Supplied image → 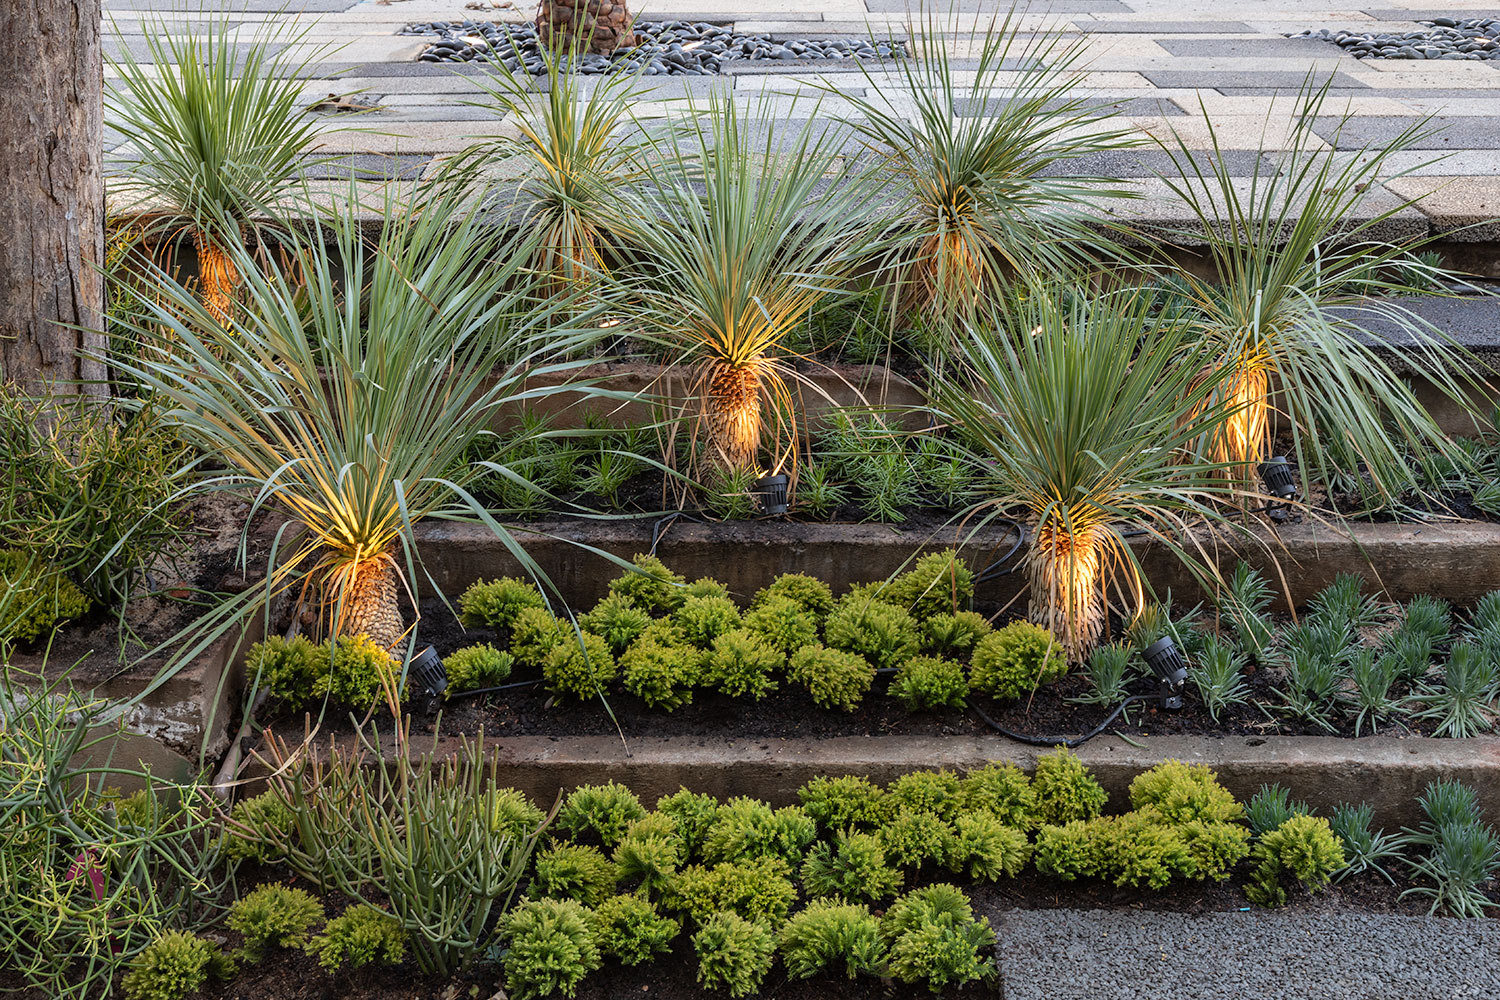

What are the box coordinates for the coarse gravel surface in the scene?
[994,907,1500,999]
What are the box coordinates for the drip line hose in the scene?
[973,518,1026,584]
[447,677,544,700]
[966,693,1159,749]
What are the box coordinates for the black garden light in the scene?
[752,473,789,516]
[408,645,448,710]
[1142,636,1188,711]
[1259,455,1298,502]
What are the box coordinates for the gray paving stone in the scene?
[1361,8,1500,21]
[1033,148,1266,179]
[104,0,358,9]
[1217,87,1500,99]
[1079,21,1253,33]
[865,0,1126,11]
[104,38,287,63]
[1156,37,1350,58]
[300,154,431,181]
[1141,70,1368,91]
[372,106,505,122]
[955,95,1188,117]
[1314,115,1500,150]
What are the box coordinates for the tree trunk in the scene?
[0,0,106,397]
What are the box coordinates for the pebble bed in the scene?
[401,20,901,75]
[1295,16,1500,60]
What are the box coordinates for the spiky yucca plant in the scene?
[612,96,879,473]
[930,288,1248,659]
[105,184,599,651]
[832,15,1138,327]
[1158,85,1486,500]
[105,18,344,323]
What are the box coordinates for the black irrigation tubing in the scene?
[966,693,1160,749]
[445,677,545,700]
[973,517,1026,583]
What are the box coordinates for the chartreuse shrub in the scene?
[798,774,889,831]
[556,783,647,850]
[511,606,567,669]
[580,593,653,655]
[459,576,545,629]
[620,638,699,710]
[888,770,964,822]
[612,814,685,893]
[880,884,997,992]
[950,814,1031,881]
[305,904,405,972]
[693,911,776,998]
[880,810,957,870]
[824,596,921,670]
[500,898,601,1000]
[245,635,323,709]
[742,596,819,655]
[543,631,617,700]
[610,554,687,613]
[657,788,720,856]
[223,789,295,863]
[227,884,325,962]
[702,799,817,867]
[244,634,396,711]
[1129,760,1243,826]
[959,763,1036,830]
[122,931,234,1000]
[890,655,969,711]
[801,831,905,902]
[442,643,512,693]
[1032,748,1107,825]
[922,611,993,657]
[883,550,975,618]
[1245,814,1346,908]
[666,857,798,926]
[592,894,680,965]
[0,549,91,642]
[788,645,875,711]
[702,629,782,700]
[779,900,884,981]
[753,572,835,619]
[675,595,744,648]
[969,621,1068,700]
[531,844,619,906]
[491,787,548,842]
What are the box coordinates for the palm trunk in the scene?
[536,0,635,55]
[337,552,406,651]
[1027,521,1105,662]
[193,228,240,326]
[705,360,762,470]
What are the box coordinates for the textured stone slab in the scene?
[955,95,1189,117]
[1141,69,1368,90]
[1314,114,1500,149]
[1156,36,1348,58]
[1033,148,1269,178]
[1077,20,1254,33]
[300,153,431,180]
[104,0,359,9]
[1384,175,1500,239]
[1362,8,1500,21]
[1218,86,1500,98]
[865,0,1127,10]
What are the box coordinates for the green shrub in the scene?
[824,597,921,670]
[890,656,968,712]
[779,900,884,981]
[880,885,997,992]
[1245,784,1312,835]
[122,931,232,1000]
[787,645,875,711]
[686,577,731,601]
[542,631,617,701]
[223,790,294,864]
[1032,748,1107,825]
[798,774,889,832]
[531,843,619,907]
[613,816,683,894]
[1246,814,1347,908]
[921,611,992,657]
[501,898,601,1000]
[227,883,325,962]
[702,629,783,700]
[959,763,1036,830]
[884,550,974,618]
[666,857,798,927]
[610,554,687,613]
[1178,819,1253,882]
[459,576,545,629]
[442,643,513,693]
[949,813,1031,881]
[245,635,323,710]
[752,573,834,619]
[592,893,680,966]
[969,622,1068,700]
[305,904,405,972]
[879,810,956,870]
[1128,760,1243,826]
[887,770,964,822]
[490,788,548,842]
[693,911,775,998]
[1093,812,1192,890]
[557,782,647,850]
[580,593,654,655]
[801,831,904,902]
[742,596,819,655]
[620,638,699,711]
[321,634,395,710]
[1033,820,1099,881]
[674,596,743,648]
[510,606,568,669]
[702,798,816,867]
[657,788,719,855]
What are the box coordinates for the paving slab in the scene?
[1154,36,1352,58]
[1315,114,1500,149]
[1079,20,1255,33]
[863,0,1129,11]
[1140,69,1369,90]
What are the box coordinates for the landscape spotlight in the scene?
[409,645,448,710]
[1142,636,1187,710]
[1258,456,1298,502]
[752,473,789,516]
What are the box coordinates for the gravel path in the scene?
[994,908,1500,999]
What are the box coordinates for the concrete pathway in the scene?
[100,0,1500,268]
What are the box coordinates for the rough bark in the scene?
[0,0,106,397]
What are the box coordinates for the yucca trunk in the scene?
[1027,520,1106,661]
[335,552,406,651]
[193,228,240,325]
[1208,361,1271,476]
[536,0,634,55]
[904,228,986,323]
[705,361,762,470]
